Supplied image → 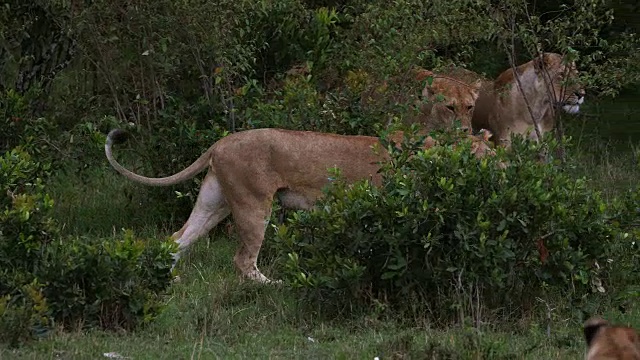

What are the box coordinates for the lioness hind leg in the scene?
[228,197,275,283]
[171,171,230,267]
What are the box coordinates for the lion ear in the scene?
[471,79,483,90]
[480,129,493,142]
[533,53,550,71]
[414,68,434,82]
[584,317,609,347]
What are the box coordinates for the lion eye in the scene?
[467,105,474,111]
[446,105,455,112]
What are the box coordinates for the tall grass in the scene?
[48,166,180,238]
[564,98,640,200]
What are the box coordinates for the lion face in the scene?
[420,74,483,133]
[557,65,585,115]
[537,53,586,115]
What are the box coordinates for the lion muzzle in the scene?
[560,91,585,115]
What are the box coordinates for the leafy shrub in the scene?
[243,69,384,135]
[604,188,640,307]
[0,281,50,347]
[125,109,231,221]
[1,89,30,151]
[270,134,624,321]
[0,147,175,344]
[0,147,56,268]
[0,89,55,155]
[0,147,55,344]
[37,231,175,330]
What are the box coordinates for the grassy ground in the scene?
[563,97,640,199]
[2,102,640,359]
[0,237,600,360]
[4,231,638,359]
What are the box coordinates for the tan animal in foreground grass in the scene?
[472,52,585,147]
[584,317,640,360]
[105,128,495,283]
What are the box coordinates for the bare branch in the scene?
[501,9,543,141]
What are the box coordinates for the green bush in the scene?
[0,147,55,344]
[37,231,175,330]
[0,89,55,155]
[243,69,385,135]
[0,147,175,344]
[270,134,626,321]
[1,89,29,151]
[0,147,56,268]
[604,188,640,307]
[0,281,50,347]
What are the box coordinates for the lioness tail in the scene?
[105,129,212,187]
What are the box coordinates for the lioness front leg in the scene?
[170,171,230,270]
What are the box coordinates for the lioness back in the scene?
[210,128,385,188]
[584,317,640,360]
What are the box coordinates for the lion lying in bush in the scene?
[105,128,494,283]
[359,67,482,133]
[472,52,585,147]
[413,67,483,133]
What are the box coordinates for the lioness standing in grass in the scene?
[105,128,495,283]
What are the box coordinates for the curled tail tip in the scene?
[107,129,129,146]
[585,316,609,328]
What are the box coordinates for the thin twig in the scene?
[502,47,542,141]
